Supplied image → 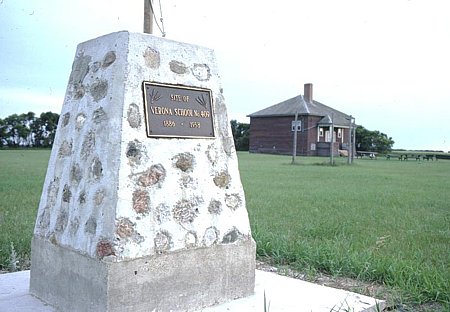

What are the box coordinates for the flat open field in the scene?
[0,149,449,309]
[0,149,50,271]
[238,153,449,308]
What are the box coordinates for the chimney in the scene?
[304,83,313,103]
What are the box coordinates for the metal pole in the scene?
[292,111,299,164]
[347,115,352,165]
[144,0,153,34]
[330,114,334,165]
[352,119,356,162]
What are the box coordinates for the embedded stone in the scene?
[213,171,231,188]
[173,152,194,172]
[62,185,72,203]
[132,189,149,214]
[78,191,87,204]
[75,113,86,130]
[169,60,188,74]
[81,130,95,159]
[202,227,218,247]
[84,217,97,235]
[48,233,58,246]
[215,94,229,138]
[154,231,172,253]
[94,189,105,206]
[208,199,222,215]
[225,193,242,211]
[90,79,108,102]
[222,227,243,244]
[62,113,70,127]
[116,218,135,238]
[126,140,142,165]
[46,177,59,208]
[102,51,116,68]
[138,164,166,187]
[91,61,101,73]
[37,208,50,233]
[191,63,211,81]
[143,47,160,69]
[173,199,199,224]
[69,217,80,236]
[127,103,141,129]
[90,157,103,180]
[222,137,234,157]
[69,54,91,84]
[153,203,170,224]
[96,240,115,259]
[72,83,85,100]
[180,174,193,188]
[55,210,68,232]
[184,232,197,248]
[58,140,72,158]
[70,164,82,184]
[93,107,107,123]
[206,144,219,166]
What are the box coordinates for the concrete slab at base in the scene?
[30,237,255,312]
[2,270,384,312]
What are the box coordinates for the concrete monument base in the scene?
[30,31,256,311]
[31,237,255,311]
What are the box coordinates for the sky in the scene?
[1,0,449,151]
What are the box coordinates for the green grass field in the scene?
[0,150,449,309]
[0,149,50,271]
[239,153,449,308]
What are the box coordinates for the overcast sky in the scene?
[1,0,449,151]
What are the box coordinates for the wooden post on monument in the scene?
[144,0,153,34]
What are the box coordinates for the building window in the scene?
[291,120,301,132]
[337,128,342,138]
[319,128,324,137]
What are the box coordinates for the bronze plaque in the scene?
[142,82,215,138]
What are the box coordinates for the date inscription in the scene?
[143,82,215,138]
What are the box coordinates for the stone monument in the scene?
[30,31,255,311]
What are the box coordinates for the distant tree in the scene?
[355,125,394,154]
[0,111,59,148]
[230,120,250,151]
[32,112,59,147]
[21,112,36,146]
[2,114,22,147]
[0,118,7,147]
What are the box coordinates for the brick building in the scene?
[248,83,354,156]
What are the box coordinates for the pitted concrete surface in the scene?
[0,270,384,312]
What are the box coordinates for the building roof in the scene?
[247,95,351,127]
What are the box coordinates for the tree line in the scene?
[0,112,60,148]
[0,112,394,153]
